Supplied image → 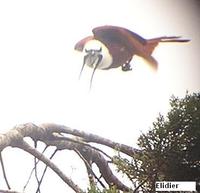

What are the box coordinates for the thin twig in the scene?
[133,178,148,193]
[35,149,58,193]
[23,145,49,192]
[34,141,41,193]
[0,152,11,189]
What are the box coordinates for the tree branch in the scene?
[0,122,139,192]
[40,123,140,156]
[74,148,106,189]
[76,145,132,192]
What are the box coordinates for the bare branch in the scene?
[40,123,140,156]
[52,135,112,160]
[0,123,139,156]
[74,148,106,189]
[76,145,132,192]
[0,123,139,192]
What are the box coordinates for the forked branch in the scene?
[0,123,139,192]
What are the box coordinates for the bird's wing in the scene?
[93,25,146,44]
[74,36,94,51]
[92,25,147,54]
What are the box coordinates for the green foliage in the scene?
[114,92,200,192]
[87,184,119,193]
[87,184,102,193]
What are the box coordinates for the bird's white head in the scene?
[83,39,113,69]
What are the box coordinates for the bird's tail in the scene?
[145,36,190,55]
[141,36,190,70]
[150,36,190,43]
[142,55,158,71]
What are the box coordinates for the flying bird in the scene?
[74,25,190,88]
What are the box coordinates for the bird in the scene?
[74,25,190,88]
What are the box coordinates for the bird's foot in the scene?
[121,63,132,71]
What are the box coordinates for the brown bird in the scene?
[74,25,190,88]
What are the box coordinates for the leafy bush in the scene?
[114,92,200,192]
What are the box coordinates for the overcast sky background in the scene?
[0,0,200,192]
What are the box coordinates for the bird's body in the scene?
[74,25,190,88]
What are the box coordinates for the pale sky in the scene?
[0,0,199,192]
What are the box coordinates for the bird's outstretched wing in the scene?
[74,36,94,51]
[92,25,146,45]
[92,25,146,54]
